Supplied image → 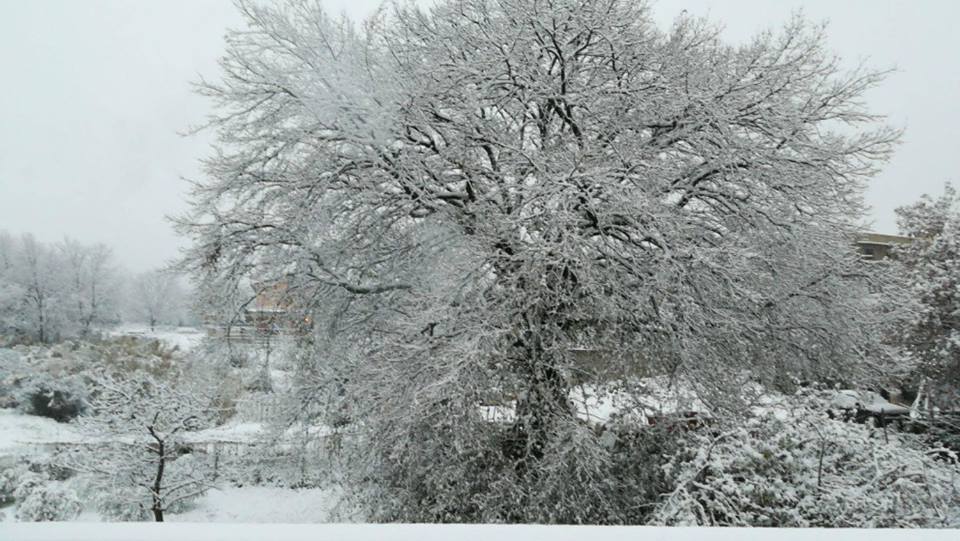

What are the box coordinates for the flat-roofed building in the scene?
[855,232,913,261]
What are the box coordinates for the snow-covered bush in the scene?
[351,408,683,524]
[651,392,960,527]
[15,372,87,422]
[11,471,47,502]
[15,483,82,522]
[91,336,182,380]
[0,464,31,505]
[4,336,191,420]
[1,457,76,506]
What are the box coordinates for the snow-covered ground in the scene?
[0,409,347,524]
[184,422,265,444]
[570,378,710,426]
[479,379,714,427]
[0,523,951,541]
[170,486,350,523]
[5,485,349,525]
[0,408,328,451]
[0,409,84,454]
[107,324,205,351]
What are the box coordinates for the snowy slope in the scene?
[0,410,85,453]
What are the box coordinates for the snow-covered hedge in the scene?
[651,392,960,527]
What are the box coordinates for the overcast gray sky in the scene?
[1,0,957,271]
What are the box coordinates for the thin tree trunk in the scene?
[148,429,165,522]
[37,295,45,344]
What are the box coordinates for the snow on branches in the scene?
[651,390,960,527]
[179,0,908,522]
[895,183,960,404]
[59,371,217,521]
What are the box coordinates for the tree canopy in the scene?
[896,183,960,405]
[179,0,905,522]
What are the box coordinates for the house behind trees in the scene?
[856,232,913,261]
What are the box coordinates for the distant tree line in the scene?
[0,230,194,344]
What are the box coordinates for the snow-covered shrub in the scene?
[0,464,31,505]
[6,335,201,423]
[1,457,73,506]
[352,408,683,524]
[12,471,46,502]
[0,471,14,505]
[16,483,82,521]
[27,456,75,483]
[651,392,960,527]
[91,336,181,380]
[15,372,87,422]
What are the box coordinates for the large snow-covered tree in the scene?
[895,183,960,406]
[180,0,904,522]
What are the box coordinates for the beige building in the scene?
[855,232,913,261]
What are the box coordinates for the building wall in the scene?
[855,232,913,261]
